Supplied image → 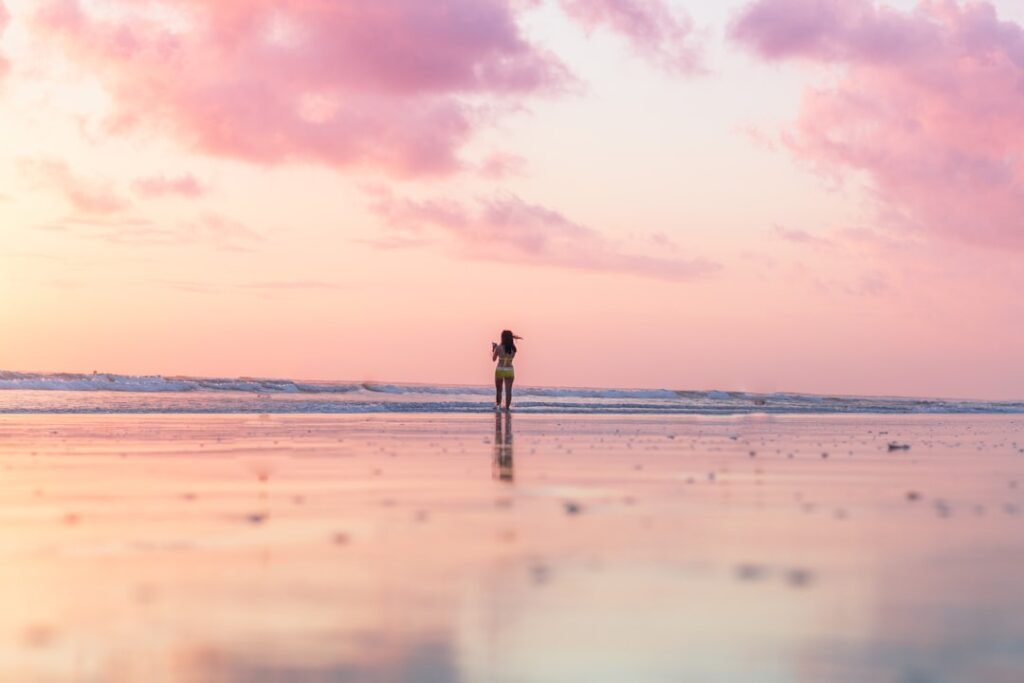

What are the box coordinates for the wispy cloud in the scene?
[477,152,528,179]
[36,213,261,251]
[182,214,262,252]
[369,189,718,280]
[149,279,223,295]
[772,224,834,248]
[20,159,129,215]
[0,1,9,80]
[732,0,1024,248]
[133,174,207,199]
[150,279,347,295]
[849,271,888,297]
[558,0,704,74]
[239,281,347,291]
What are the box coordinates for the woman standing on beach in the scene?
[492,330,519,411]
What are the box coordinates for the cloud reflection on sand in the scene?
[0,415,1023,682]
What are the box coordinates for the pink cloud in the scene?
[20,159,129,215]
[733,0,1024,248]
[773,224,834,248]
[184,213,261,252]
[730,0,937,62]
[0,2,8,79]
[240,281,347,292]
[32,0,570,177]
[478,152,528,179]
[370,189,718,280]
[133,174,206,199]
[559,0,703,73]
[38,212,260,251]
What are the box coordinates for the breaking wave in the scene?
[1,371,1022,415]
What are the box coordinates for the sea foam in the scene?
[1,371,1022,415]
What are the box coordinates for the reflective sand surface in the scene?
[1,414,1023,682]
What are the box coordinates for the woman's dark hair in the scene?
[501,330,517,355]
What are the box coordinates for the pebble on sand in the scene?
[735,563,768,581]
[21,624,57,649]
[785,568,815,588]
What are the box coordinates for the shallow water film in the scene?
[1,414,1023,682]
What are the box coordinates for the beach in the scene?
[2,413,1023,682]
[6,0,1024,680]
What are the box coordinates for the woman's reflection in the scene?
[492,411,514,482]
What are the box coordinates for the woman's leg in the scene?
[504,378,514,409]
[495,376,503,407]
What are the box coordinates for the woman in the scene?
[492,330,519,411]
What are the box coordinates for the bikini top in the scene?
[496,348,515,367]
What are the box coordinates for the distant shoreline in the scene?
[0,372,1023,416]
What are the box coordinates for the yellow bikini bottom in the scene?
[495,367,515,380]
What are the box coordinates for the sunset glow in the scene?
[3,0,1024,399]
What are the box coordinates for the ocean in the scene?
[1,370,1022,415]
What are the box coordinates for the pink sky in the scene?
[2,0,1024,399]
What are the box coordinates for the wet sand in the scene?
[1,413,1023,683]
